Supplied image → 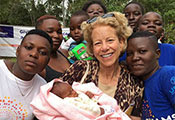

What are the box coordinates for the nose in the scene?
[52,31,59,39]
[132,52,140,61]
[128,14,134,20]
[74,28,80,34]
[93,11,100,16]
[101,42,109,52]
[147,22,156,28]
[29,49,38,59]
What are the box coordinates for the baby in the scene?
[50,81,115,117]
[31,79,130,120]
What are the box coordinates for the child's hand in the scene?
[85,91,94,98]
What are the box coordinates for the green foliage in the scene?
[0,0,174,43]
[7,3,31,25]
[103,0,128,12]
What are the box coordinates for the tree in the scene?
[8,3,31,26]
[0,0,174,43]
[44,0,63,22]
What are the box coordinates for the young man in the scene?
[0,29,52,119]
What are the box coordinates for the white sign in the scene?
[0,24,69,57]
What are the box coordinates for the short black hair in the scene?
[128,31,158,49]
[71,10,89,20]
[35,15,58,29]
[124,1,145,15]
[22,29,53,48]
[82,0,107,13]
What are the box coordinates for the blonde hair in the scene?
[81,11,132,57]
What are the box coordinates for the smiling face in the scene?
[86,4,105,18]
[126,37,160,80]
[16,34,51,74]
[38,18,63,51]
[124,3,143,29]
[92,25,123,67]
[70,15,87,43]
[137,12,163,39]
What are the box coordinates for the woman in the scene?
[61,12,143,118]
[36,15,71,82]
[82,0,107,18]
[123,1,144,32]
[126,31,175,119]
[0,29,52,119]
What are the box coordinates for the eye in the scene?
[141,20,149,25]
[108,39,114,42]
[88,10,93,13]
[98,10,103,13]
[155,21,162,26]
[134,11,141,16]
[57,29,62,34]
[46,30,53,34]
[93,41,101,46]
[70,27,74,31]
[39,50,48,56]
[139,49,147,54]
[24,45,33,50]
[126,51,133,57]
[125,13,129,17]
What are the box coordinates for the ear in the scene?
[155,48,160,59]
[119,37,126,52]
[16,45,21,57]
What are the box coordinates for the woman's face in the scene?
[124,3,143,29]
[87,4,105,18]
[39,19,63,51]
[138,12,163,39]
[16,34,50,74]
[91,25,123,67]
[126,37,160,80]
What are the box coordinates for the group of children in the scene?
[0,0,175,120]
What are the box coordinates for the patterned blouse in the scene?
[60,60,143,116]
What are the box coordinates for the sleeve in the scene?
[161,67,175,108]
[60,60,87,85]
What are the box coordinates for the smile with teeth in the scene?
[101,53,113,58]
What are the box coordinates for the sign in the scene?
[0,24,69,57]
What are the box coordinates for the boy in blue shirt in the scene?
[126,31,175,119]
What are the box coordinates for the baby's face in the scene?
[59,83,78,98]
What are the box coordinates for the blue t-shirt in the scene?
[142,66,175,119]
[120,43,175,66]
[158,43,175,66]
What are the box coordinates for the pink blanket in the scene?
[30,79,130,120]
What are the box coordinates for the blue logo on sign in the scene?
[170,76,175,85]
[0,26,14,38]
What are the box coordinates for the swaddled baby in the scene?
[31,80,131,120]
[51,81,115,117]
